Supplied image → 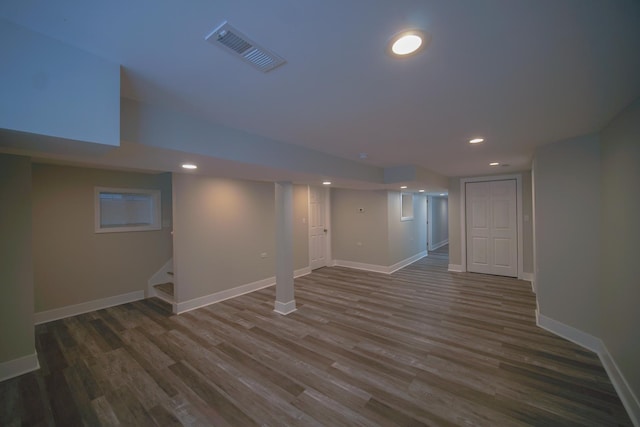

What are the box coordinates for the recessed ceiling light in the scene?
[489,162,500,166]
[182,163,197,169]
[322,181,332,185]
[388,30,430,57]
[469,138,484,144]
[400,186,408,189]
[419,190,425,193]
[439,193,446,196]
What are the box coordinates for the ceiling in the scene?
[1,0,640,183]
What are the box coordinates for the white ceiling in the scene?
[2,0,640,180]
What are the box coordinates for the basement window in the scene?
[95,187,161,233]
[401,193,414,221]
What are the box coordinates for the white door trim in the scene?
[427,196,432,251]
[460,174,524,279]
[308,186,331,269]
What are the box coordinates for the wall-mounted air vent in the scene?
[205,21,286,73]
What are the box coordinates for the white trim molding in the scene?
[34,290,145,325]
[175,276,274,314]
[520,272,536,293]
[294,266,312,278]
[0,352,40,382]
[148,258,173,287]
[460,174,524,278]
[536,311,602,353]
[172,266,312,315]
[430,239,449,251]
[448,264,464,272]
[332,260,389,274]
[274,300,297,315]
[308,185,332,270]
[147,258,174,299]
[521,272,534,282]
[388,251,427,274]
[537,311,640,426]
[599,346,640,427]
[333,251,427,275]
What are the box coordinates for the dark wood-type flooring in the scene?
[1,246,632,426]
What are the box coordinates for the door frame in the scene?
[308,185,331,269]
[460,174,523,279]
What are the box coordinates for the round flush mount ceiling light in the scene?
[388,30,430,57]
[469,138,484,144]
[182,163,197,169]
[489,162,500,166]
[322,181,332,185]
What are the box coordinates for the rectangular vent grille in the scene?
[205,21,286,73]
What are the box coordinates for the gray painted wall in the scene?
[430,196,449,248]
[332,189,426,267]
[600,98,640,400]
[533,134,601,337]
[32,164,173,312]
[331,189,389,266]
[172,174,276,302]
[521,172,534,274]
[0,154,35,364]
[388,192,427,265]
[172,175,310,303]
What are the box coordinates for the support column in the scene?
[274,181,296,315]
[0,154,38,381]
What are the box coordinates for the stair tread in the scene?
[154,282,174,297]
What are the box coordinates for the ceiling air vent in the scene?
[205,21,286,73]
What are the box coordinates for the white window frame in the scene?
[401,192,414,221]
[94,187,161,233]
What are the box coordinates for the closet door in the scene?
[466,180,517,277]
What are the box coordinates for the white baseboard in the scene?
[332,260,388,274]
[34,290,145,325]
[0,352,40,382]
[274,300,297,315]
[521,272,534,282]
[536,311,639,426]
[294,266,312,278]
[536,311,602,353]
[448,264,464,272]
[388,251,428,274]
[520,272,536,293]
[430,239,449,251]
[599,345,640,427]
[176,276,275,314]
[333,251,427,275]
[173,266,312,315]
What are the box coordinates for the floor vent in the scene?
[205,21,286,73]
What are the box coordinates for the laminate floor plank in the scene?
[1,245,633,425]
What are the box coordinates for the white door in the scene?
[309,186,328,270]
[466,180,517,277]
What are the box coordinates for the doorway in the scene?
[309,186,330,270]
[461,175,523,278]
